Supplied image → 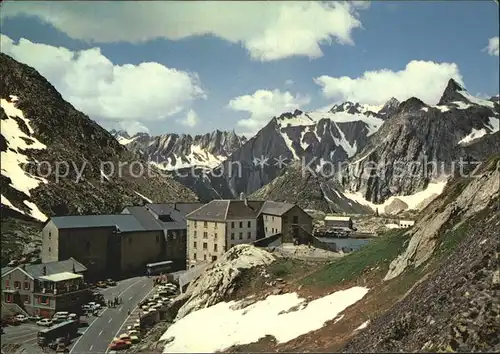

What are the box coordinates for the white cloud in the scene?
[228,89,311,133]
[314,60,464,105]
[0,34,205,131]
[485,36,499,56]
[285,79,295,86]
[178,109,199,128]
[1,1,366,62]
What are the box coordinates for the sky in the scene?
[0,1,499,138]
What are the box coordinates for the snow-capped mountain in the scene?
[110,130,247,171]
[0,53,197,225]
[340,79,499,213]
[171,98,398,204]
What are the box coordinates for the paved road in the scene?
[1,322,40,346]
[70,276,153,354]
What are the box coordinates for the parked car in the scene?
[96,281,107,288]
[106,278,117,286]
[15,314,29,323]
[37,318,53,326]
[109,340,130,351]
[5,318,20,326]
[28,316,42,322]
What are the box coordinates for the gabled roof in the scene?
[147,203,204,217]
[186,200,264,221]
[128,205,186,230]
[259,201,296,216]
[49,214,161,232]
[2,258,86,280]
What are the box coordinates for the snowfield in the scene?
[1,97,48,221]
[161,286,370,353]
[344,180,448,214]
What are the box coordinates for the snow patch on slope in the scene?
[458,128,488,145]
[161,286,369,353]
[344,180,448,214]
[1,97,49,220]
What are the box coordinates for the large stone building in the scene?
[42,203,202,278]
[1,258,88,318]
[185,199,312,267]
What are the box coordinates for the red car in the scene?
[109,340,130,351]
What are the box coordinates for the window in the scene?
[5,294,12,303]
[48,247,51,253]
[194,221,197,228]
[239,232,243,240]
[24,281,30,290]
[272,228,275,233]
[293,216,299,224]
[239,221,243,228]
[215,222,218,227]
[231,222,235,228]
[24,295,30,304]
[5,279,9,288]
[193,253,197,260]
[203,231,208,238]
[156,235,160,243]
[247,221,251,228]
[48,232,51,240]
[193,242,197,249]
[231,233,235,240]
[14,281,21,289]
[194,230,197,238]
[247,232,251,239]
[204,221,208,228]
[214,244,218,252]
[204,254,207,261]
[214,233,218,239]
[39,296,49,305]
[272,216,275,221]
[265,227,268,232]
[212,256,217,262]
[203,243,208,250]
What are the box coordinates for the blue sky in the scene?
[1,1,498,137]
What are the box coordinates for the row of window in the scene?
[4,294,49,305]
[193,221,253,229]
[193,231,216,239]
[231,232,252,240]
[192,242,218,252]
[192,253,218,262]
[4,280,30,290]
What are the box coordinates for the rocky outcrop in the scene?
[173,245,275,321]
[385,155,500,280]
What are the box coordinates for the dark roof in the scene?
[2,267,13,276]
[123,205,186,230]
[49,214,158,232]
[259,201,295,216]
[226,200,264,219]
[186,200,229,221]
[186,200,264,221]
[147,203,204,217]
[2,258,87,280]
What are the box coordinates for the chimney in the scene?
[72,263,76,273]
[42,266,47,276]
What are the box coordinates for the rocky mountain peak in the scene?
[397,97,427,113]
[378,97,400,116]
[437,78,467,106]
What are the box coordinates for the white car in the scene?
[37,318,53,326]
[15,314,28,323]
